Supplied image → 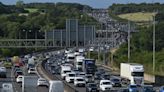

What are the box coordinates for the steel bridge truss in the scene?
[0,39,60,48]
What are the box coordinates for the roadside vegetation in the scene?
[109,3,164,75]
[24,8,38,13]
[0,1,97,57]
[118,12,155,22]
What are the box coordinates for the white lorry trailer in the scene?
[120,63,144,85]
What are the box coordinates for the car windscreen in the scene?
[69,74,75,77]
[112,79,120,82]
[102,82,111,85]
[130,85,137,88]
[39,79,46,82]
[89,84,96,87]
[144,86,153,91]
[64,71,71,73]
[77,62,82,65]
[104,75,110,78]
[131,72,144,77]
[86,76,92,78]
[17,72,23,75]
[68,57,75,59]
[77,79,84,81]
[30,69,35,71]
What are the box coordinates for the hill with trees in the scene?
[111,3,164,75]
[0,1,97,56]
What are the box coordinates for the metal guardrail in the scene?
[40,59,78,92]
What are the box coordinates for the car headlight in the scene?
[129,89,132,92]
[102,87,105,91]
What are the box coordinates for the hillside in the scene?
[108,3,164,76]
[0,2,97,56]
[118,12,156,22]
[0,2,96,39]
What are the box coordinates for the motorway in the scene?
[44,62,86,92]
[0,49,162,92]
[42,50,128,92]
[0,61,48,92]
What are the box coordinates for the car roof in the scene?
[87,83,96,85]
[100,80,111,82]
[129,84,137,86]
[143,85,153,87]
[38,78,46,80]
[17,75,24,77]
[67,72,76,74]
[29,68,35,69]
[16,70,22,72]
[75,77,84,79]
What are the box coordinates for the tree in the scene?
[16,0,24,8]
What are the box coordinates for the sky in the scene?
[1,0,164,8]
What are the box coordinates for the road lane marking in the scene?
[36,60,68,92]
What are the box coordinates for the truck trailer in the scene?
[82,59,96,74]
[120,63,144,85]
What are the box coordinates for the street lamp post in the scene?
[153,15,156,73]
[128,20,131,63]
[23,30,27,47]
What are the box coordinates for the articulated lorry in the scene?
[120,63,144,85]
[82,59,96,74]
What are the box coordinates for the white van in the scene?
[75,56,85,70]
[49,81,64,92]
[66,53,75,63]
[61,66,71,80]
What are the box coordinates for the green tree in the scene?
[16,0,24,8]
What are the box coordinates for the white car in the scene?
[37,78,49,87]
[28,68,36,74]
[74,77,86,87]
[85,74,93,83]
[16,75,23,83]
[2,83,13,92]
[89,47,94,52]
[0,67,7,72]
[99,80,113,91]
[78,48,85,53]
[78,72,85,77]
[65,72,76,83]
[74,52,80,56]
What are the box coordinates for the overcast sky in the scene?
[1,0,164,8]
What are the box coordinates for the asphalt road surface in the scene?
[0,66,49,92]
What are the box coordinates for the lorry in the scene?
[60,65,71,80]
[75,56,85,71]
[27,58,35,70]
[120,63,144,85]
[82,59,96,74]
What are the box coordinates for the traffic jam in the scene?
[0,48,163,92]
[43,48,162,92]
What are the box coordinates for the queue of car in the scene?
[0,48,163,92]
[45,48,122,92]
[45,48,162,92]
